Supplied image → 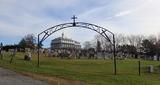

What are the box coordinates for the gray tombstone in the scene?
[24,52,32,61]
[96,52,102,59]
[148,65,154,73]
[153,55,157,61]
[28,52,32,60]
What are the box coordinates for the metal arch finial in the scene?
[71,15,77,26]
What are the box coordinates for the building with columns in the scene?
[51,33,81,51]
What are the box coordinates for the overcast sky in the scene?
[0,0,160,47]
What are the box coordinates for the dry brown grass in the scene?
[19,72,91,85]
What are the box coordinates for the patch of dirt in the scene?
[19,72,92,85]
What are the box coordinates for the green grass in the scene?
[0,52,160,85]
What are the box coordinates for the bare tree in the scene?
[93,34,112,51]
[158,33,160,41]
[127,35,137,46]
[115,33,127,46]
[115,33,123,46]
[121,34,127,45]
[148,34,157,44]
[135,35,145,48]
[83,41,92,49]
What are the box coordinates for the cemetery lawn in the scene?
[0,52,160,85]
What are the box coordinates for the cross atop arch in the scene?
[71,15,77,26]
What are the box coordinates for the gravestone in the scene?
[96,52,102,59]
[24,52,32,61]
[148,65,154,73]
[153,55,157,61]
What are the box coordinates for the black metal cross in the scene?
[71,15,77,24]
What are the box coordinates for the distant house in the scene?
[51,33,81,51]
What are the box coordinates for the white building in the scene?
[51,34,81,50]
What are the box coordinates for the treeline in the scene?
[2,34,38,51]
[83,33,160,58]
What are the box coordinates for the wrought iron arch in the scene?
[37,17,117,75]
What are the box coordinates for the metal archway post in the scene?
[113,34,117,75]
[38,34,40,67]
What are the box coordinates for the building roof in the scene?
[52,37,80,45]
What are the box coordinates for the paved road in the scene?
[0,68,52,85]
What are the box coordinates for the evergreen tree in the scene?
[96,40,102,52]
[18,34,36,49]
